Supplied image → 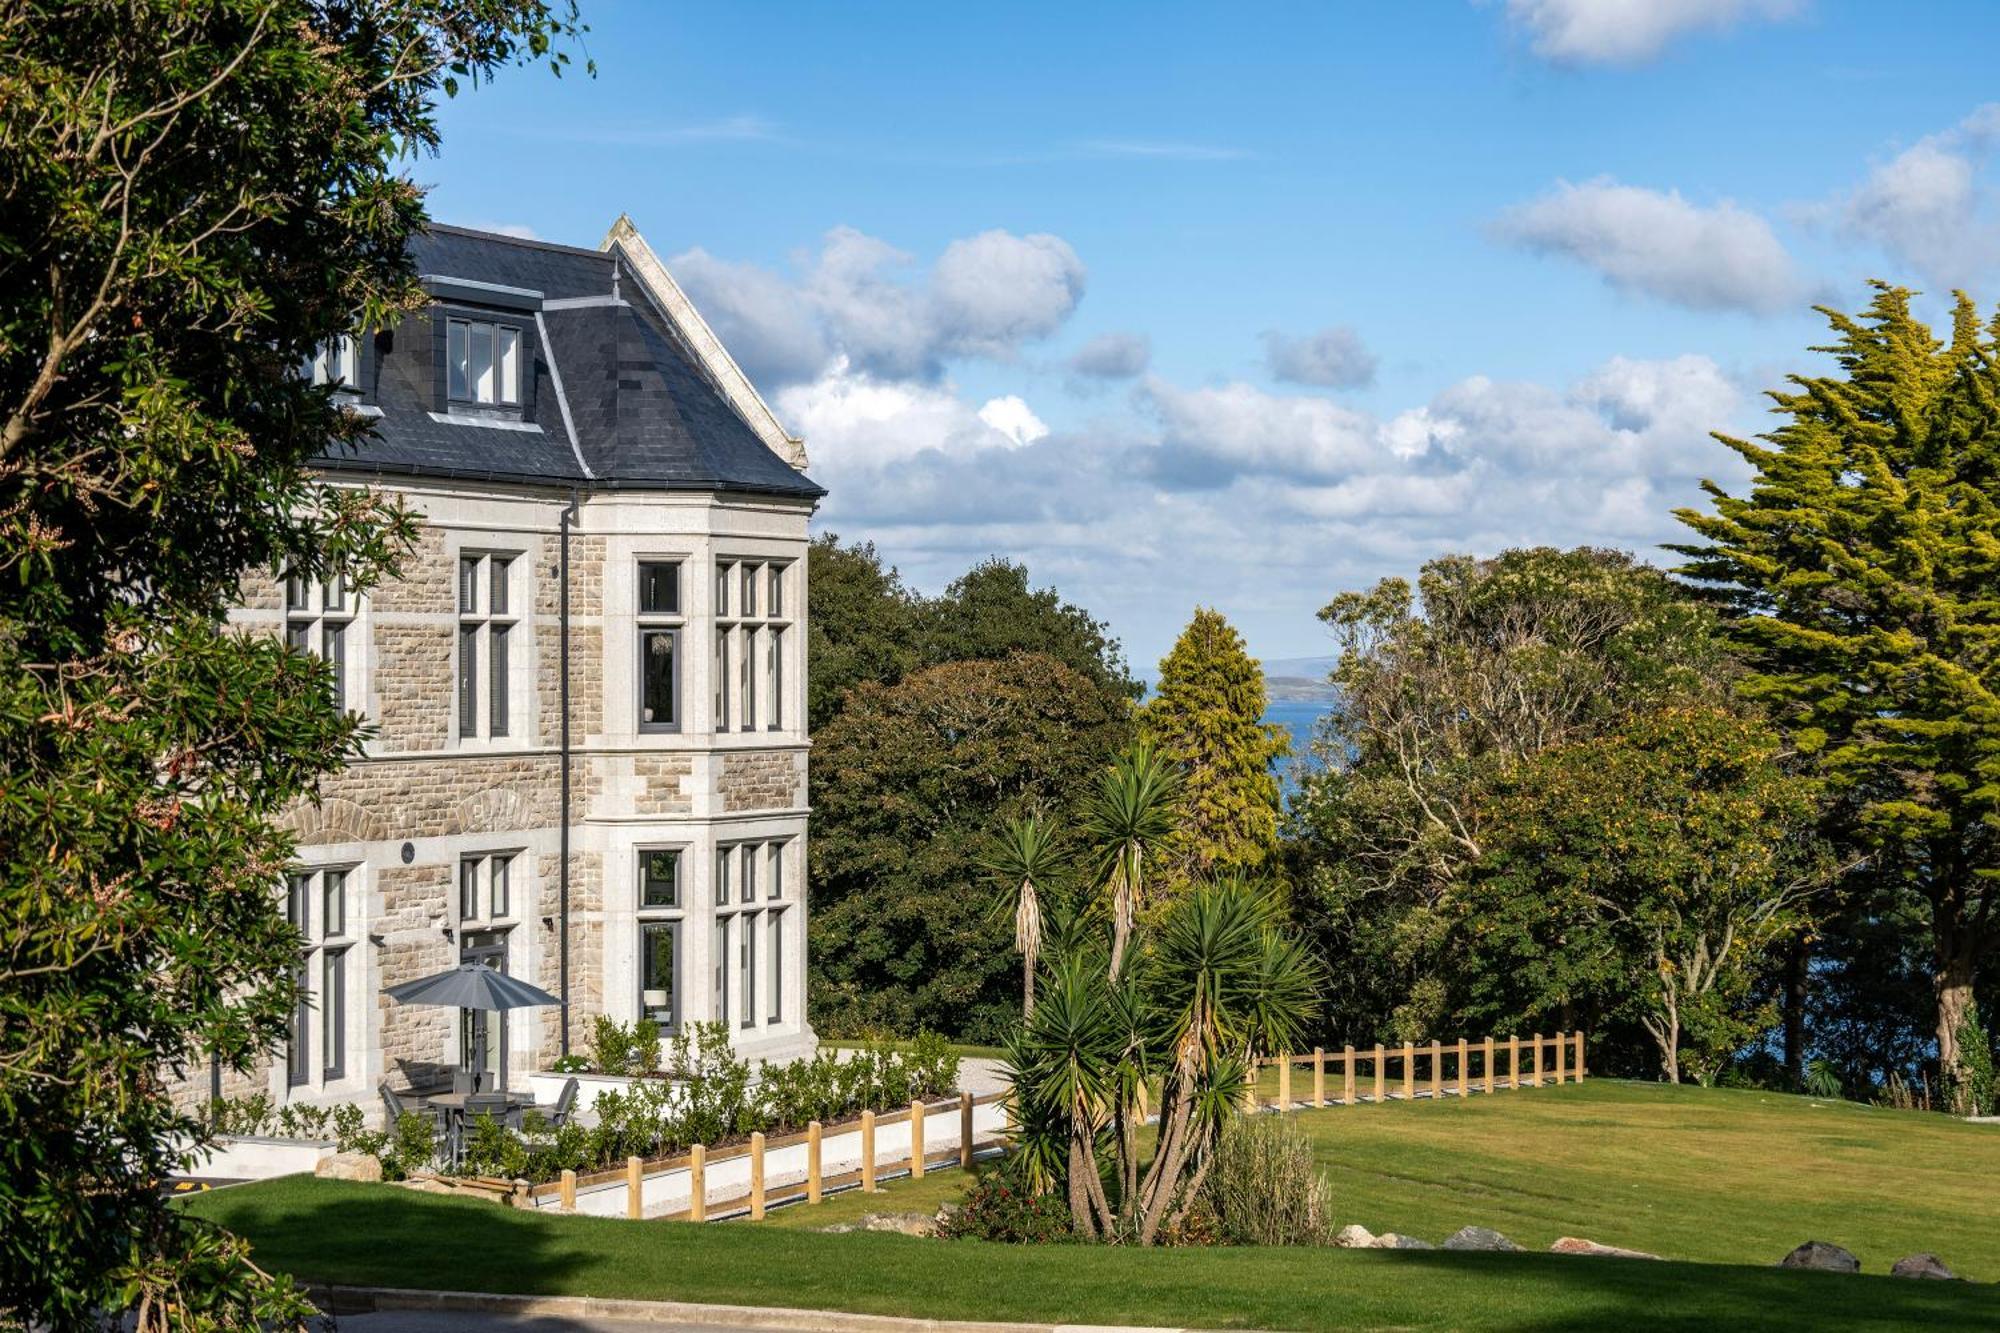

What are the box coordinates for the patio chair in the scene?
[546,1076,579,1128]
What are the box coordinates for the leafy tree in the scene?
[1674,287,2000,1094]
[805,533,921,732]
[1287,547,1731,1043]
[1139,608,1288,890]
[1456,707,1828,1082]
[919,557,1141,706]
[808,654,1131,1040]
[0,2,583,1325]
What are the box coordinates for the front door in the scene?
[459,930,510,1093]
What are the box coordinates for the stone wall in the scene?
[370,527,454,615]
[718,750,804,813]
[536,623,604,747]
[377,863,457,1087]
[535,534,604,617]
[312,755,560,839]
[373,624,453,751]
[633,754,694,815]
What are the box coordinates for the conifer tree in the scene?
[1139,608,1289,888]
[1675,285,2000,1096]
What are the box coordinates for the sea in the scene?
[1264,698,1332,796]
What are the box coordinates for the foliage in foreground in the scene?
[0,1,585,1326]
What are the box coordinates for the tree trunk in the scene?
[1066,1128,1098,1238]
[1934,931,1978,1107]
[1782,935,1809,1090]
[1023,946,1036,1019]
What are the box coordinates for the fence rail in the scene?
[1256,1030,1585,1110]
[538,1090,1012,1221]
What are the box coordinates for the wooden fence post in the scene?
[807,1120,823,1204]
[1278,1054,1292,1112]
[910,1099,927,1179]
[1371,1044,1386,1104]
[749,1132,766,1221]
[560,1168,577,1211]
[1507,1035,1520,1089]
[1554,1030,1568,1085]
[1483,1036,1496,1094]
[1342,1045,1356,1105]
[1455,1038,1469,1098]
[1400,1042,1414,1100]
[626,1155,642,1220]
[1428,1041,1441,1099]
[1530,1032,1543,1087]
[860,1109,877,1192]
[1313,1047,1326,1107]
[688,1143,707,1223]
[960,1092,975,1168]
[1575,1031,1587,1081]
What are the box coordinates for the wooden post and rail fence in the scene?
[541,1032,1584,1223]
[1259,1030,1586,1111]
[539,1088,1005,1222]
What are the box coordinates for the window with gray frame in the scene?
[284,865,352,1087]
[446,317,521,406]
[638,560,682,732]
[285,571,354,713]
[457,553,516,738]
[637,848,683,1030]
[713,840,790,1031]
[712,559,792,734]
[458,851,516,926]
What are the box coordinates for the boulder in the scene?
[858,1211,937,1237]
[1779,1240,1859,1273]
[314,1152,381,1183]
[1443,1226,1521,1252]
[1373,1232,1434,1250]
[1334,1224,1378,1249]
[1890,1253,1956,1280]
[1550,1236,1662,1261]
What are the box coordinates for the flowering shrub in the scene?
[936,1167,1075,1244]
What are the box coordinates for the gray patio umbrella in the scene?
[384,961,559,1012]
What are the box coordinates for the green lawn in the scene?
[184,1080,2000,1331]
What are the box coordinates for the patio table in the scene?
[423,1090,535,1166]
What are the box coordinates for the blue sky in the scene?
[428,0,2000,673]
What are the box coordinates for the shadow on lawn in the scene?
[1376,1248,2000,1332]
[193,1186,2000,1333]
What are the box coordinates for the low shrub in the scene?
[210,1093,273,1137]
[589,1015,661,1077]
[1204,1113,1333,1246]
[937,1167,1075,1243]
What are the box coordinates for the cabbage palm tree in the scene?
[1081,744,1181,980]
[1005,875,1322,1243]
[980,813,1067,1017]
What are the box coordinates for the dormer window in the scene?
[447,317,521,406]
[305,335,360,390]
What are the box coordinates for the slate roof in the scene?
[316,224,823,499]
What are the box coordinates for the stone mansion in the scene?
[178,219,822,1112]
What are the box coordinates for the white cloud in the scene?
[1068,331,1152,380]
[670,246,830,390]
[931,231,1087,360]
[806,351,1752,666]
[670,226,1087,392]
[1833,104,2000,290]
[1502,0,1802,66]
[1496,177,1804,313]
[977,395,1051,446]
[1263,326,1379,388]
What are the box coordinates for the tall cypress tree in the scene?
[1675,285,2000,1100]
[1139,608,1289,888]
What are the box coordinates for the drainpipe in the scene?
[558,487,580,1054]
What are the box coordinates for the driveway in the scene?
[333,1314,784,1333]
